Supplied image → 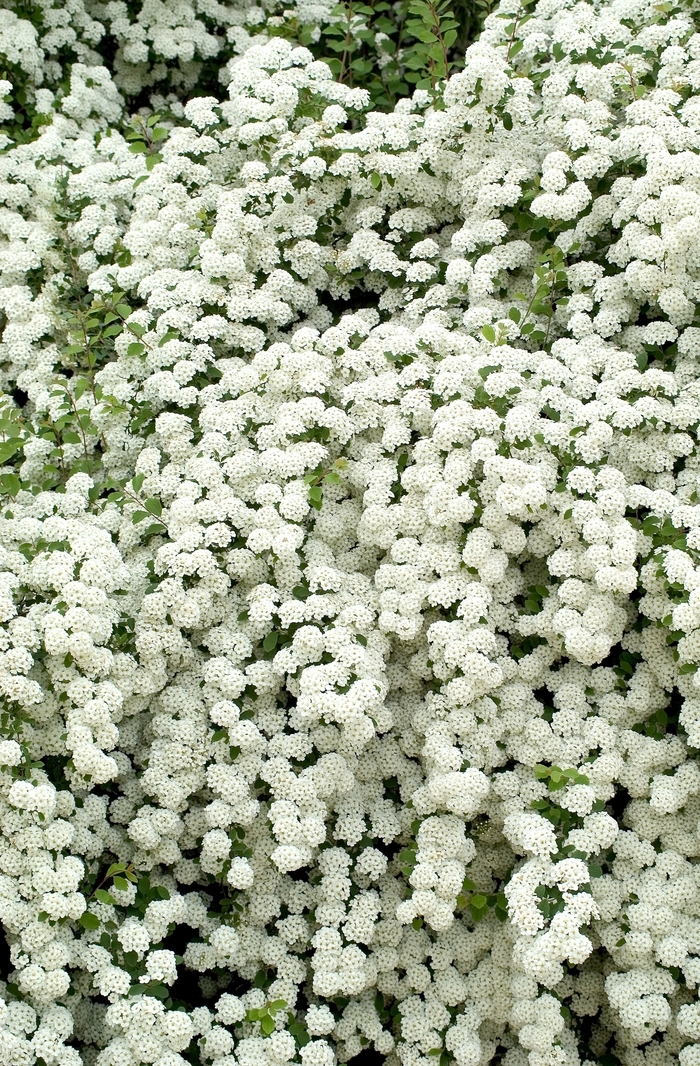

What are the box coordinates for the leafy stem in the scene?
[90,861,138,904]
[305,458,348,510]
[126,113,169,175]
[106,473,167,536]
[405,0,459,89]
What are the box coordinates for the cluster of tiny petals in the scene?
[0,1,699,1066]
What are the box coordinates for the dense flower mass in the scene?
[1,0,700,1064]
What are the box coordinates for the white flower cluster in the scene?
[0,1,698,1066]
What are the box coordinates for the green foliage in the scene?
[125,113,169,174]
[0,74,52,148]
[507,245,573,348]
[305,458,348,511]
[105,475,167,541]
[0,396,27,497]
[245,998,290,1036]
[88,861,139,907]
[496,0,538,64]
[534,764,590,791]
[398,839,418,877]
[267,0,495,108]
[404,0,459,89]
[522,585,549,614]
[456,878,508,922]
[324,3,378,85]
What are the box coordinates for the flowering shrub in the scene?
[0,0,700,1065]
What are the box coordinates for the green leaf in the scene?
[145,498,162,516]
[132,510,148,524]
[370,172,382,189]
[79,911,100,930]
[289,1021,310,1047]
[263,632,278,652]
[0,440,21,464]
[113,876,129,891]
[128,342,145,357]
[94,889,117,905]
[0,473,20,496]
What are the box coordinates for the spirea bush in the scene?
[2,0,700,1064]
